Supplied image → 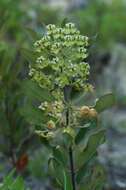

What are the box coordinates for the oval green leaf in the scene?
[94,93,116,113]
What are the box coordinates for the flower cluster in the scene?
[39,100,64,120]
[29,23,91,91]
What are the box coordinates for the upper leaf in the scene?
[94,93,116,113]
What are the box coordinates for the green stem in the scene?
[64,86,76,190]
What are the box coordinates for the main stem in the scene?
[66,104,76,190]
[69,146,76,190]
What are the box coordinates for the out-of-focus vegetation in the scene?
[0,0,125,189]
[0,0,61,187]
[0,0,29,168]
[71,0,126,49]
[69,0,126,83]
[0,170,30,190]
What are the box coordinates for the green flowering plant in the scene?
[27,22,115,190]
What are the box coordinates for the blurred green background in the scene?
[0,0,126,189]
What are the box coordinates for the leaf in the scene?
[76,159,91,184]
[53,146,67,167]
[19,102,47,126]
[94,93,116,113]
[20,80,53,126]
[48,157,64,186]
[10,176,25,190]
[83,128,105,154]
[62,128,74,147]
[77,129,105,170]
[75,124,90,145]
[76,129,105,184]
[21,80,53,102]
[3,170,15,187]
[0,170,28,190]
[48,156,72,190]
[78,164,105,190]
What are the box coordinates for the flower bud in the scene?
[65,23,75,29]
[89,108,98,119]
[47,120,56,130]
[79,106,90,118]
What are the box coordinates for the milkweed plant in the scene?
[28,22,115,190]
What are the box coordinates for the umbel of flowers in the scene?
[29,23,91,92]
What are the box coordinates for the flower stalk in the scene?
[64,86,76,190]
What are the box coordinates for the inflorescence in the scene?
[29,23,91,91]
[29,23,92,123]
